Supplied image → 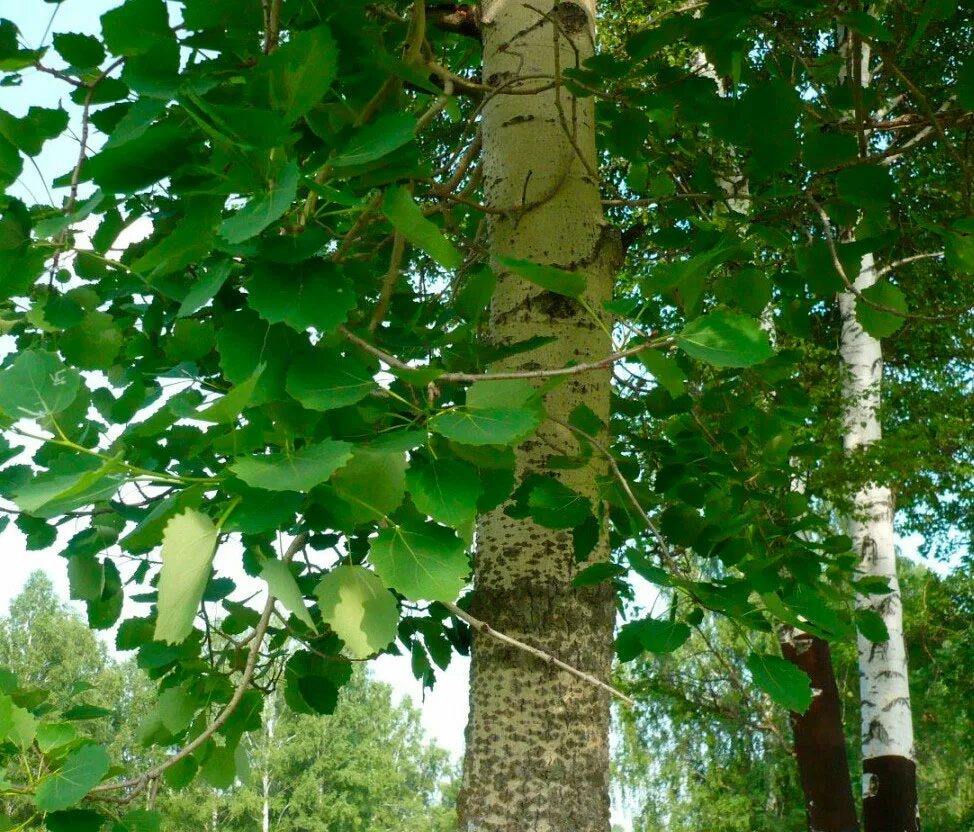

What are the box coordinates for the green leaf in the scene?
[36,722,79,753]
[406,459,482,530]
[60,311,123,370]
[0,693,36,749]
[45,810,105,832]
[836,165,895,209]
[431,407,541,447]
[745,652,812,714]
[286,350,376,410]
[315,566,399,659]
[154,510,219,644]
[856,280,907,338]
[86,124,190,194]
[219,160,300,244]
[430,379,544,446]
[177,261,231,317]
[957,56,974,110]
[838,11,894,42]
[263,25,338,122]
[101,0,172,56]
[34,744,110,812]
[677,310,774,368]
[261,559,315,630]
[331,113,416,168]
[13,457,124,518]
[382,186,462,270]
[628,618,692,654]
[330,448,408,527]
[856,609,891,643]
[196,366,264,423]
[247,262,357,333]
[52,33,105,68]
[521,476,592,529]
[497,256,586,298]
[231,439,354,492]
[155,686,196,734]
[0,350,81,419]
[369,522,469,602]
[113,810,161,832]
[638,350,686,397]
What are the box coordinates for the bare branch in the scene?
[441,600,636,707]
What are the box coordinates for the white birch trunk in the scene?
[838,16,918,829]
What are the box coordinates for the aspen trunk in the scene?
[458,2,619,830]
[838,254,918,832]
[837,16,919,828]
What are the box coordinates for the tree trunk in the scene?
[838,253,918,832]
[458,2,619,830]
[781,628,860,832]
[837,16,919,829]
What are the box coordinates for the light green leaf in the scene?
[497,256,586,298]
[677,310,774,368]
[13,456,124,519]
[382,186,462,270]
[286,350,376,411]
[315,566,399,658]
[0,693,36,749]
[196,365,264,423]
[261,559,315,630]
[331,113,416,168]
[0,351,81,419]
[34,743,110,812]
[155,686,196,735]
[36,722,79,754]
[219,160,300,244]
[406,459,482,530]
[745,652,813,714]
[231,439,354,492]
[60,310,123,370]
[369,522,469,602]
[856,281,907,338]
[154,510,219,644]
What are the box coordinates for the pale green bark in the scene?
[458,2,619,830]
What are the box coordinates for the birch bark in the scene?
[837,19,919,831]
[457,2,619,830]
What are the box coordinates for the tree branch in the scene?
[441,600,636,707]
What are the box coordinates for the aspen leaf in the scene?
[315,566,399,658]
[154,509,219,644]
[677,310,773,368]
[745,652,813,714]
[382,186,462,270]
[261,559,316,630]
[34,744,110,812]
[231,440,354,492]
[369,522,469,602]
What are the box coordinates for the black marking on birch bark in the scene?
[862,755,919,832]
[552,2,589,34]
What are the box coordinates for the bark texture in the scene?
[458,2,618,830]
[838,257,917,832]
[838,17,919,828]
[781,628,860,832]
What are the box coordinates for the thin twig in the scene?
[340,325,670,383]
[441,600,636,707]
[90,533,308,797]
